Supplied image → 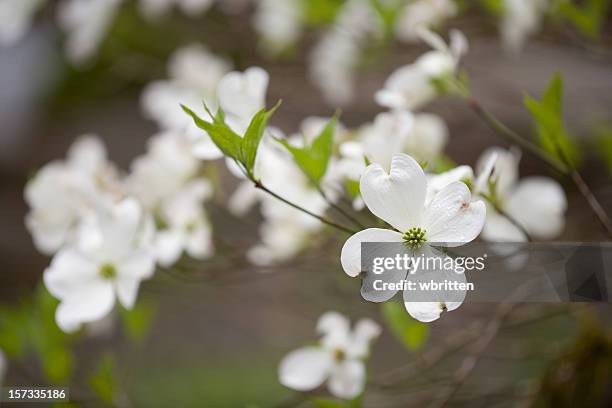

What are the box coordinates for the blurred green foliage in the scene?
[381,302,429,351]
[524,73,581,168]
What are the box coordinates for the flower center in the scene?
[403,227,427,248]
[99,263,117,280]
[333,348,346,362]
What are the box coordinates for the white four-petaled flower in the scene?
[279,311,380,399]
[43,198,155,333]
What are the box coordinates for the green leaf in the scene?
[240,101,281,175]
[523,73,580,167]
[89,355,116,405]
[479,0,504,16]
[345,179,360,198]
[181,104,243,160]
[275,115,337,184]
[313,398,347,408]
[381,302,429,351]
[555,0,610,38]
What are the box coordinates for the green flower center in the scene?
[99,263,117,280]
[333,348,346,362]
[403,227,427,248]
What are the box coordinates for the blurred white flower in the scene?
[340,154,485,321]
[154,180,214,266]
[141,44,231,159]
[375,28,468,110]
[217,66,269,134]
[43,198,155,333]
[125,132,201,209]
[0,0,44,46]
[501,0,547,53]
[310,0,382,106]
[253,0,302,55]
[477,147,567,242]
[279,311,380,399]
[58,0,123,64]
[395,0,457,43]
[139,0,213,18]
[25,135,120,255]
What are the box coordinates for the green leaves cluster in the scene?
[274,115,338,184]
[524,73,581,167]
[0,285,74,383]
[381,302,429,351]
[554,0,611,38]
[182,102,280,180]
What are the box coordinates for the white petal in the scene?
[115,278,141,310]
[481,206,526,242]
[317,311,350,337]
[279,347,333,391]
[403,300,461,323]
[185,226,214,259]
[118,251,155,280]
[328,359,366,399]
[449,29,469,59]
[347,319,381,358]
[43,248,99,300]
[360,153,426,231]
[507,177,567,239]
[340,228,403,277]
[55,280,115,333]
[155,230,185,267]
[416,26,449,53]
[477,147,520,198]
[228,181,260,216]
[426,165,474,204]
[423,182,486,246]
[192,135,223,160]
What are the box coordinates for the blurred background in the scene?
[1,0,612,407]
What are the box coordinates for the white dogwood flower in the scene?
[154,180,214,266]
[139,0,213,18]
[501,0,547,53]
[57,0,123,64]
[340,154,485,321]
[43,198,155,333]
[253,0,302,55]
[141,44,231,159]
[25,135,120,255]
[395,0,457,43]
[0,0,44,46]
[279,311,380,399]
[477,147,567,241]
[375,28,468,110]
[217,66,269,134]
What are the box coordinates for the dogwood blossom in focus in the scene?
[279,311,380,399]
[139,0,213,19]
[340,153,485,321]
[43,198,155,333]
[142,44,231,159]
[57,0,123,64]
[375,28,468,110]
[253,0,302,55]
[501,0,548,53]
[477,147,566,241]
[25,135,120,255]
[0,0,44,46]
[395,0,457,43]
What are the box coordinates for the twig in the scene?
[316,185,366,229]
[254,180,358,235]
[481,195,533,242]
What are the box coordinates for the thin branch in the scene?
[316,185,366,229]
[254,180,358,235]
[481,195,533,242]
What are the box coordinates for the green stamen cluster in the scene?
[99,263,117,280]
[333,348,346,362]
[403,227,427,248]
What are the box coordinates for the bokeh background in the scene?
[1,1,612,407]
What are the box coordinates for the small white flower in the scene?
[501,0,548,53]
[57,0,123,64]
[340,153,485,321]
[279,311,380,399]
[125,132,201,209]
[43,198,155,333]
[375,28,468,110]
[253,0,302,55]
[139,0,213,19]
[477,147,567,241]
[0,0,43,46]
[154,180,214,266]
[141,44,231,159]
[395,0,457,43]
[217,66,269,134]
[25,135,119,254]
